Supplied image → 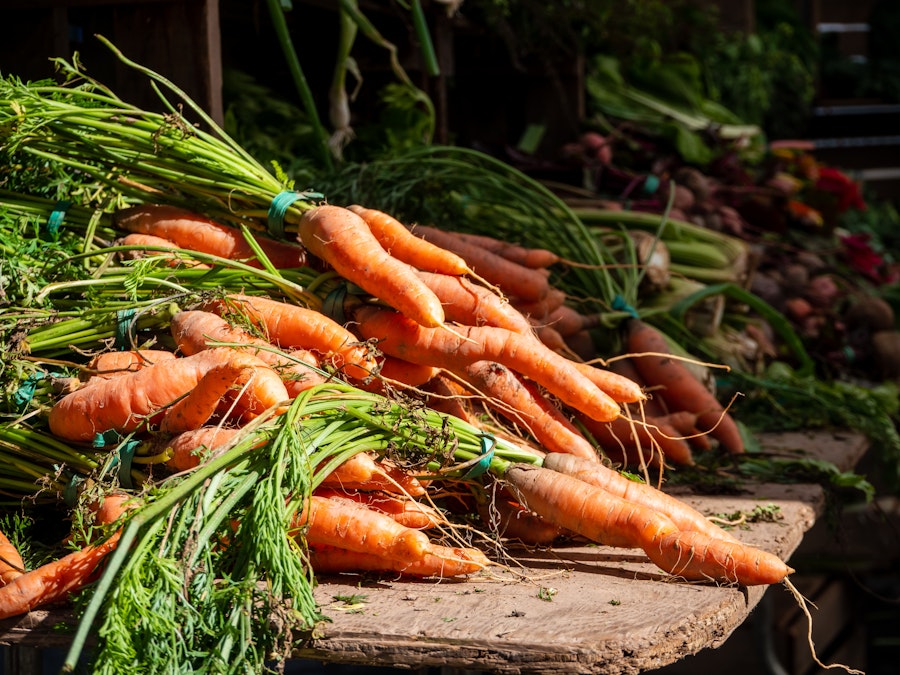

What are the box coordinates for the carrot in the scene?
[416,271,534,334]
[116,233,210,268]
[0,531,121,619]
[346,205,472,277]
[313,488,443,530]
[115,204,308,268]
[309,543,489,578]
[201,294,377,381]
[503,463,791,585]
[373,356,440,388]
[509,289,568,322]
[576,412,695,467]
[317,452,427,497]
[0,529,25,587]
[461,360,599,462]
[540,304,602,338]
[161,427,244,471]
[353,305,621,423]
[540,453,740,543]
[413,225,552,302]
[476,488,562,545]
[626,319,744,454]
[423,375,479,424]
[79,349,177,383]
[572,362,646,404]
[608,357,668,417]
[171,309,327,396]
[654,411,713,453]
[450,231,561,269]
[297,205,446,328]
[294,494,433,562]
[49,348,288,442]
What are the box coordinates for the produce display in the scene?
[0,35,890,675]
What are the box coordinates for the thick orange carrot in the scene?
[116,233,210,268]
[450,231,561,269]
[540,304,602,338]
[576,412,695,467]
[461,360,599,462]
[317,453,427,497]
[297,205,446,328]
[504,464,791,585]
[540,453,740,543]
[353,305,621,423]
[416,271,534,334]
[0,529,25,587]
[313,488,443,530]
[201,294,377,381]
[572,362,646,404]
[162,427,244,471]
[509,289,569,322]
[49,348,288,442]
[413,225,552,302]
[171,309,326,396]
[115,204,308,268]
[626,319,744,454]
[309,543,489,578]
[476,489,563,545]
[80,349,177,383]
[346,205,472,277]
[0,531,121,619]
[374,356,440,388]
[294,495,433,562]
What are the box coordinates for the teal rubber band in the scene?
[63,472,84,507]
[267,190,303,239]
[612,295,639,319]
[93,429,122,448]
[12,372,46,410]
[642,175,660,195]
[463,434,496,479]
[115,308,137,350]
[114,440,140,490]
[45,200,71,239]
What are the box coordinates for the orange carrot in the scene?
[626,319,744,454]
[162,427,244,471]
[461,360,599,462]
[416,271,534,334]
[608,357,668,417]
[654,411,713,453]
[116,233,210,268]
[572,362,646,404]
[413,225,552,301]
[476,488,562,545]
[79,349,177,383]
[504,463,790,585]
[313,488,443,530]
[309,543,489,578]
[450,231,561,269]
[294,495,433,562]
[353,305,621,423]
[540,304,602,338]
[576,412,695,467]
[374,356,440,388]
[0,531,121,619]
[171,309,327,396]
[297,205,446,328]
[540,453,740,543]
[346,205,472,277]
[0,529,25,587]
[317,453,427,497]
[509,288,568,322]
[115,204,308,268]
[49,348,288,442]
[201,294,377,381]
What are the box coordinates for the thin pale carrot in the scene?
[576,412,695,467]
[297,205,446,328]
[540,453,740,543]
[416,271,534,334]
[626,319,744,454]
[49,348,288,442]
[461,360,599,462]
[450,231,561,269]
[202,294,377,381]
[353,305,621,423]
[0,529,25,587]
[572,361,646,404]
[115,203,308,268]
[309,543,489,578]
[413,225,552,302]
[503,463,791,585]
[509,288,568,322]
[171,309,327,396]
[294,494,433,562]
[476,488,562,545]
[540,304,602,338]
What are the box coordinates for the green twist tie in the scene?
[45,200,71,239]
[612,295,639,319]
[93,429,123,448]
[115,308,137,350]
[267,189,325,238]
[107,439,140,490]
[323,283,349,325]
[462,434,496,479]
[63,472,85,507]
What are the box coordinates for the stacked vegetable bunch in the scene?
[0,47,796,673]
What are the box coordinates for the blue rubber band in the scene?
[612,295,639,319]
[642,175,660,195]
[112,440,139,490]
[267,191,303,239]
[115,308,137,350]
[93,429,123,448]
[12,372,47,410]
[463,434,496,479]
[45,200,71,239]
[63,472,84,507]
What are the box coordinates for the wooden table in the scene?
[0,430,869,674]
